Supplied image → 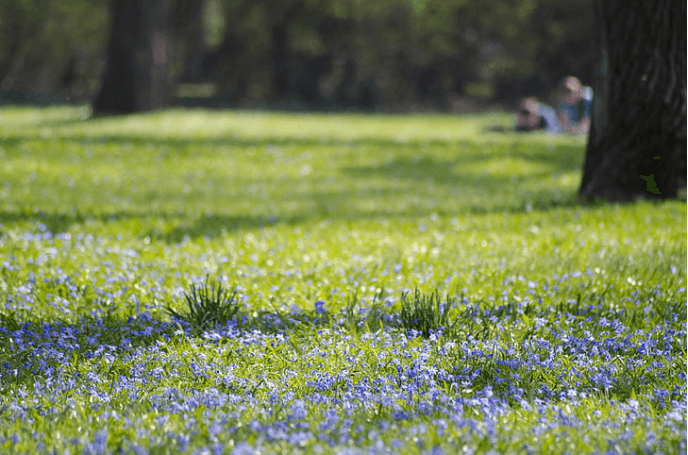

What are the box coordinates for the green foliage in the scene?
[1,0,593,108]
[202,0,225,49]
[341,290,389,333]
[165,276,240,331]
[0,0,107,95]
[0,310,20,332]
[399,289,455,337]
[212,0,594,107]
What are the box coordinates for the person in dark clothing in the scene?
[515,97,561,133]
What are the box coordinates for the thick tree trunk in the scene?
[579,0,686,201]
[93,0,174,115]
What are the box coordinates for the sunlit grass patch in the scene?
[0,106,684,454]
[165,276,240,332]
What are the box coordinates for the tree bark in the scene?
[579,0,686,201]
[93,0,174,115]
[176,0,206,83]
[271,23,290,99]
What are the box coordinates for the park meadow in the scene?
[0,106,685,454]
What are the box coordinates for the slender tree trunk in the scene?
[176,0,206,83]
[579,0,686,201]
[270,1,305,100]
[271,24,290,99]
[93,0,174,115]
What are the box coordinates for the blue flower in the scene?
[315,301,327,315]
[654,389,670,408]
[232,442,257,455]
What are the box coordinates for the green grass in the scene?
[0,106,684,454]
[165,276,240,332]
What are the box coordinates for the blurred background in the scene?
[0,0,594,112]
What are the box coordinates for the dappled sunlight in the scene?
[0,107,684,454]
[0,106,590,226]
[0,106,585,145]
[461,156,552,178]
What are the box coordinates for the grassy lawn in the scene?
[0,106,685,454]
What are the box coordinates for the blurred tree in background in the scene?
[93,0,174,114]
[0,0,108,101]
[0,0,595,111]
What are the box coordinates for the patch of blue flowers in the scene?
[0,282,685,454]
[0,225,685,452]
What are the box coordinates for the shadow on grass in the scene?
[0,208,278,239]
[0,286,480,386]
[0,127,589,241]
[0,304,369,387]
[3,278,673,391]
[0,125,586,172]
[0,311,177,387]
[0,194,588,244]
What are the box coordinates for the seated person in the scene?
[557,76,593,134]
[515,97,561,133]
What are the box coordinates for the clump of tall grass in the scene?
[165,277,240,331]
[341,290,389,333]
[399,288,456,337]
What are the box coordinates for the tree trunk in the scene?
[176,0,206,83]
[579,0,686,201]
[93,0,174,115]
[271,24,290,99]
